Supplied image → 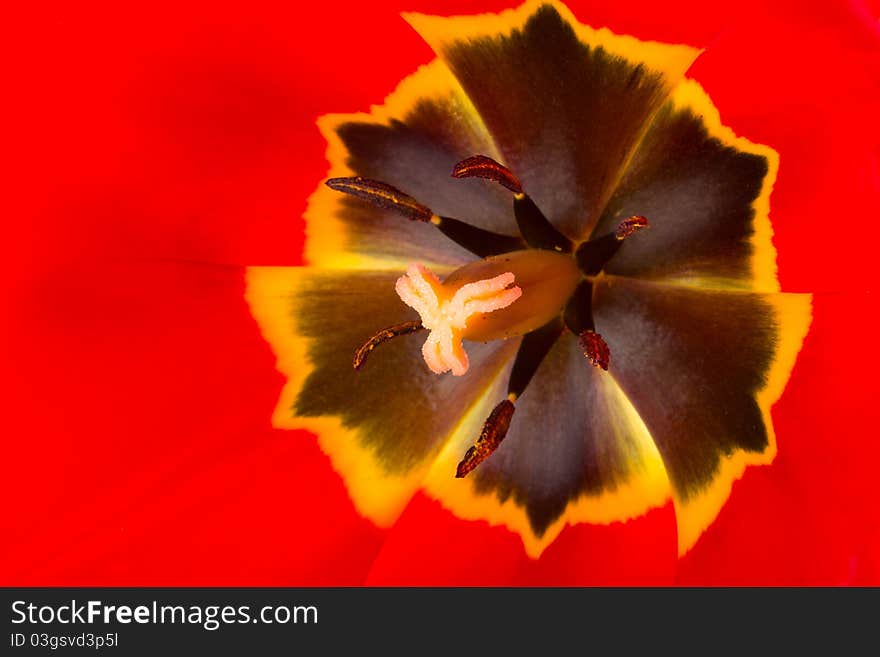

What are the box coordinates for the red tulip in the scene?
[2,0,878,586]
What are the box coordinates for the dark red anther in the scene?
[578,330,610,371]
[451,155,523,194]
[326,176,435,222]
[353,320,425,371]
[615,215,649,240]
[455,399,516,478]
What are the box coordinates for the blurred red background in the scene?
[2,0,879,585]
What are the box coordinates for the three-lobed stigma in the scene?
[395,264,522,376]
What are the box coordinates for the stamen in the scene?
[563,280,596,334]
[326,176,525,258]
[615,215,649,240]
[326,176,433,222]
[455,318,564,477]
[432,217,526,257]
[563,281,610,370]
[576,215,651,275]
[395,264,521,376]
[578,330,610,370]
[455,399,515,478]
[451,155,573,253]
[514,193,574,253]
[508,318,565,400]
[352,320,425,371]
[451,155,523,194]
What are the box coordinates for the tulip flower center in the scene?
[327,154,649,476]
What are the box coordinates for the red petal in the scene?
[365,495,677,586]
[0,261,385,584]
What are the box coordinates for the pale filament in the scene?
[395,264,522,376]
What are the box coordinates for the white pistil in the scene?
[395,264,522,376]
